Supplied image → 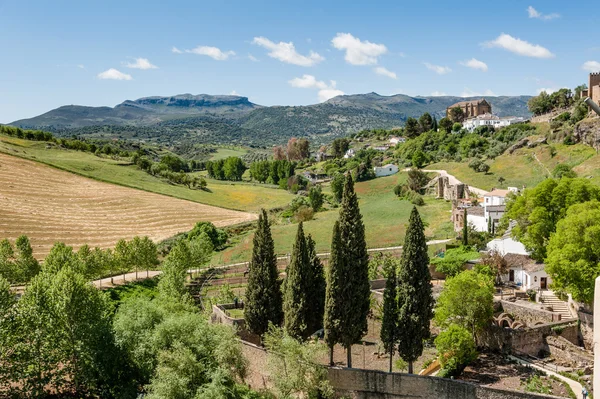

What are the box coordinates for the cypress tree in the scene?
[462,209,469,246]
[324,221,343,366]
[306,234,326,334]
[432,116,438,132]
[338,174,371,368]
[283,222,311,340]
[397,207,434,374]
[245,209,283,338]
[380,258,399,373]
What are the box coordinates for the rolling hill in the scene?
[10,93,532,146]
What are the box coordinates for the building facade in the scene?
[582,72,600,109]
[446,99,492,119]
[373,164,399,177]
[463,113,525,132]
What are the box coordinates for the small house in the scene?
[502,254,551,291]
[373,164,399,177]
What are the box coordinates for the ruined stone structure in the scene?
[446,98,492,119]
[582,72,600,109]
[436,175,467,201]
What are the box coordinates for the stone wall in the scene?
[546,335,594,369]
[500,300,558,326]
[327,368,563,399]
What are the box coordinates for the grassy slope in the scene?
[429,143,597,192]
[0,135,293,212]
[209,147,248,160]
[212,172,454,264]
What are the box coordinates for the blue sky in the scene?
[0,0,598,122]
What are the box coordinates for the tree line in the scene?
[205,156,247,181]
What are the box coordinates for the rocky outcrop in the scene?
[573,118,600,147]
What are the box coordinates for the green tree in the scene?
[435,270,494,339]
[330,173,345,203]
[244,209,283,337]
[188,221,228,250]
[396,207,434,374]
[308,185,324,212]
[283,222,311,340]
[552,164,577,179]
[404,117,421,138]
[431,246,479,278]
[14,235,40,283]
[449,107,465,122]
[158,240,193,304]
[411,150,427,168]
[462,209,468,246]
[331,138,350,158]
[336,175,371,368]
[380,257,399,372]
[432,116,438,132]
[546,201,600,304]
[188,233,214,269]
[324,221,343,366]
[439,117,453,133]
[435,324,477,378]
[306,234,326,334]
[418,112,434,133]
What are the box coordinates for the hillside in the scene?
[10,93,532,146]
[0,152,255,259]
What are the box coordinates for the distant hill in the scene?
[10,93,532,146]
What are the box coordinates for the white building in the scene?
[467,188,516,233]
[373,164,399,177]
[343,149,355,159]
[389,136,406,145]
[463,113,526,132]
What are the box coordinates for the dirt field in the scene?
[0,153,257,259]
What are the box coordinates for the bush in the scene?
[526,289,537,302]
[294,206,314,222]
[477,163,490,174]
[563,134,576,145]
[468,159,482,171]
[552,164,577,179]
[187,221,228,250]
[435,324,477,378]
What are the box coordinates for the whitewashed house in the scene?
[343,149,355,159]
[389,136,406,145]
[373,164,399,177]
[463,113,526,132]
[466,188,517,233]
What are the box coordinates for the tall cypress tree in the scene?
[245,209,283,338]
[324,221,343,366]
[283,222,311,340]
[432,116,438,132]
[338,174,371,368]
[397,207,434,374]
[306,234,326,334]
[380,257,399,373]
[462,209,469,246]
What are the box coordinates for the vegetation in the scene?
[435,324,477,378]
[244,210,283,337]
[380,255,400,372]
[431,246,480,278]
[396,207,434,374]
[0,236,40,284]
[206,156,247,181]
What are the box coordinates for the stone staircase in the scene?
[540,291,573,320]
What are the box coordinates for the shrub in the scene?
[435,324,477,378]
[552,164,577,179]
[294,206,314,222]
[526,289,537,302]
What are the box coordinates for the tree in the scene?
[477,163,490,174]
[546,201,600,304]
[449,107,465,122]
[498,176,506,187]
[506,178,600,261]
[324,221,343,366]
[479,249,508,285]
[287,137,310,161]
[336,175,371,368]
[462,209,468,246]
[331,138,350,158]
[552,164,577,179]
[418,113,434,133]
[330,173,345,203]
[244,210,283,337]
[404,117,420,139]
[439,117,453,133]
[396,207,434,374]
[188,233,214,269]
[308,185,324,212]
[264,327,333,399]
[432,116,438,132]
[188,221,228,250]
[431,246,479,278]
[406,168,429,193]
[283,223,312,340]
[528,91,552,115]
[435,270,494,340]
[273,146,286,161]
[158,240,193,304]
[380,257,399,373]
[574,84,588,100]
[435,324,477,378]
[306,234,326,334]
[411,150,427,168]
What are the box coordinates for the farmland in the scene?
[0,134,293,211]
[0,152,256,259]
[212,172,454,264]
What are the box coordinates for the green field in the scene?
[429,143,598,192]
[212,173,454,264]
[209,147,248,160]
[0,135,293,212]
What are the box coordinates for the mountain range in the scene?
[10,93,532,146]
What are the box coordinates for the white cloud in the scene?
[536,87,558,94]
[460,58,488,72]
[527,6,560,21]
[172,47,183,54]
[186,46,235,60]
[77,64,85,69]
[288,74,344,102]
[230,90,239,95]
[331,33,387,65]
[424,62,452,75]
[483,33,554,58]
[318,88,345,102]
[460,88,496,97]
[582,61,600,72]
[124,57,158,70]
[374,66,397,79]
[252,36,323,66]
[248,54,259,62]
[289,74,329,89]
[430,91,447,96]
[97,68,132,81]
